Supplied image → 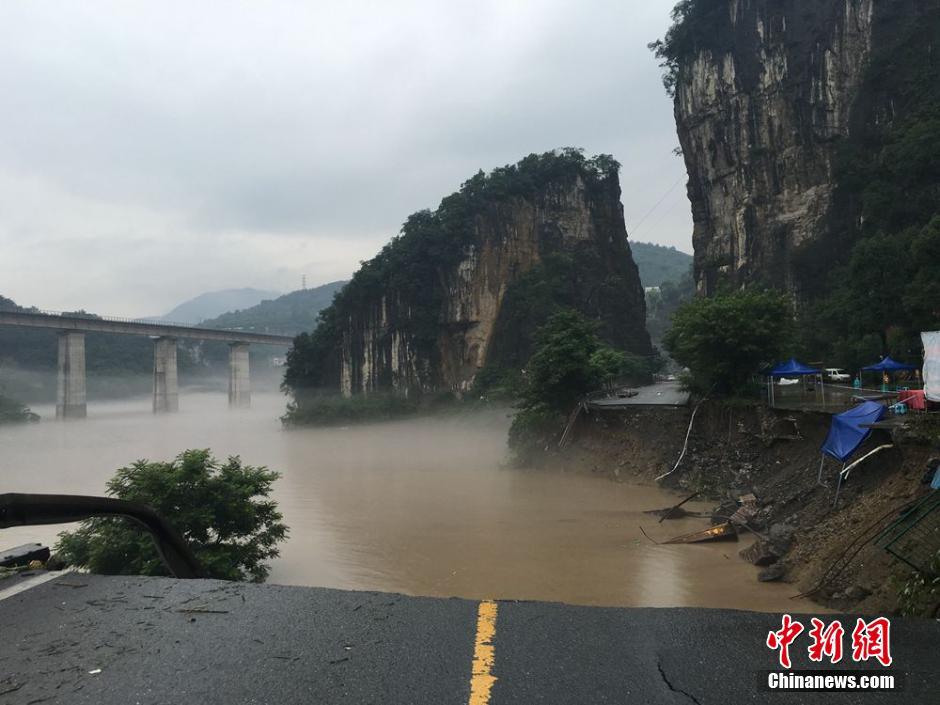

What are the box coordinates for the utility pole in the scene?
[302,275,307,290]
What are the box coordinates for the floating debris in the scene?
[645,491,702,523]
[663,522,738,545]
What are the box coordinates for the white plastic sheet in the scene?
[922,331,940,402]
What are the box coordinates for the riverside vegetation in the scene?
[56,450,287,582]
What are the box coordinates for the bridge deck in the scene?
[0,572,935,703]
[0,310,293,346]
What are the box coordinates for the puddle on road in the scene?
[0,392,822,612]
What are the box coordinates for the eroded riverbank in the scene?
[0,392,821,611]
[555,402,935,614]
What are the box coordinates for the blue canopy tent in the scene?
[862,356,918,372]
[818,401,887,504]
[862,356,919,392]
[769,358,822,377]
[766,358,823,408]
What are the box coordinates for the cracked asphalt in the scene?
[0,574,937,704]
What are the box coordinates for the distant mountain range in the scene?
[199,281,347,336]
[630,241,693,288]
[157,288,282,325]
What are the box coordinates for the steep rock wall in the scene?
[671,0,938,296]
[290,153,652,398]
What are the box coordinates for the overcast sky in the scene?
[0,1,690,316]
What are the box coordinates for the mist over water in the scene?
[0,390,816,611]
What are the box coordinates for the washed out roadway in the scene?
[0,574,936,704]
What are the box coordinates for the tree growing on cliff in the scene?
[56,450,287,582]
[649,0,727,94]
[663,290,791,395]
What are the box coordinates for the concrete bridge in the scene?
[0,310,293,418]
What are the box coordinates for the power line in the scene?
[627,174,685,238]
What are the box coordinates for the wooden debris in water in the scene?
[663,522,738,545]
[647,491,702,523]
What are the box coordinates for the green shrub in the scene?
[472,366,527,401]
[0,393,38,424]
[56,450,287,582]
[508,309,645,463]
[281,392,422,426]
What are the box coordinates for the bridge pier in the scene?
[228,343,250,408]
[152,337,179,413]
[56,331,86,419]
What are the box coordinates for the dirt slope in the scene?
[552,401,936,613]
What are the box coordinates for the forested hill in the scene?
[200,281,346,336]
[283,149,653,400]
[630,242,693,288]
[159,288,281,324]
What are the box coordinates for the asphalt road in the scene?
[589,381,691,408]
[0,573,936,704]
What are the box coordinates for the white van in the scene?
[824,368,850,382]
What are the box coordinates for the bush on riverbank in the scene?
[0,393,39,424]
[281,392,424,426]
[508,310,649,464]
[56,450,287,582]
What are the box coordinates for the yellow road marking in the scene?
[468,600,498,705]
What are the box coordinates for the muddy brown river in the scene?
[0,392,821,612]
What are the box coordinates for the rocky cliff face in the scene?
[287,152,652,398]
[670,0,938,297]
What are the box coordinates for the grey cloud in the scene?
[0,0,689,315]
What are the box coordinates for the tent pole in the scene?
[833,463,846,507]
[817,455,826,485]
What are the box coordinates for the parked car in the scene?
[824,367,851,383]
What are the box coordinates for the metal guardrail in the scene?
[14,307,252,335]
[874,491,940,576]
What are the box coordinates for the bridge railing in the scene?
[6,307,296,339]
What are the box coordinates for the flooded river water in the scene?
[0,391,820,612]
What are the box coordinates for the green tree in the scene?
[56,450,287,582]
[509,310,645,463]
[664,290,791,394]
[590,347,628,393]
[904,216,940,331]
[522,310,605,412]
[835,230,912,349]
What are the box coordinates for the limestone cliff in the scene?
[664,0,940,297]
[285,151,652,398]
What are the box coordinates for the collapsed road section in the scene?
[0,573,937,704]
